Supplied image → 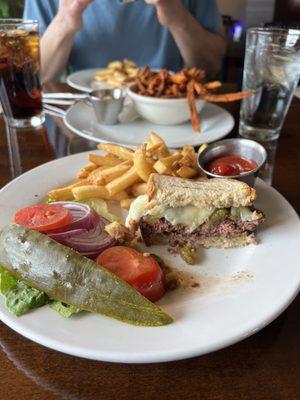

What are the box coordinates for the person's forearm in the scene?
[40,15,77,83]
[166,5,226,76]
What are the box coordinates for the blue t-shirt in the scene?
[24,0,222,72]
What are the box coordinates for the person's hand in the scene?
[56,0,94,33]
[144,0,184,27]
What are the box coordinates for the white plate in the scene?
[67,69,107,93]
[0,152,299,363]
[64,101,234,148]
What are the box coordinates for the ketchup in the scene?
[206,155,258,177]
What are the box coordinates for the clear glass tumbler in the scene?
[239,27,300,141]
[0,19,44,128]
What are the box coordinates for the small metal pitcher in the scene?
[86,88,125,125]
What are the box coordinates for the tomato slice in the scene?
[13,204,72,232]
[96,246,165,302]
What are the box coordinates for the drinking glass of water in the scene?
[239,27,300,141]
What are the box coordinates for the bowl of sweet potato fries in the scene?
[128,67,252,132]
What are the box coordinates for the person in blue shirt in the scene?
[24,0,226,83]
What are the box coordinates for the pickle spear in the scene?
[0,224,172,326]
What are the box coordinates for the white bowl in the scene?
[127,86,205,125]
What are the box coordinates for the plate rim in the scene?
[0,152,299,363]
[67,68,100,93]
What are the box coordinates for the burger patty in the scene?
[140,216,263,250]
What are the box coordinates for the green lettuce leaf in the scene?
[79,198,120,222]
[50,300,81,318]
[46,198,56,204]
[0,265,81,317]
[4,281,49,317]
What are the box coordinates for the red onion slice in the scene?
[48,202,96,232]
[47,228,86,241]
[45,201,116,258]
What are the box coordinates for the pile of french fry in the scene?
[135,67,252,132]
[94,59,139,87]
[48,133,206,210]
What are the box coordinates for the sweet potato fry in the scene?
[187,81,200,132]
[170,73,187,85]
[204,81,222,90]
[201,91,253,103]
[134,67,252,132]
[193,82,205,96]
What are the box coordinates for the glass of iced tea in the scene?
[0,19,44,128]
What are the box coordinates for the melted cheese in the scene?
[126,195,215,231]
[126,195,256,231]
[163,206,215,231]
[230,206,255,221]
[126,195,148,225]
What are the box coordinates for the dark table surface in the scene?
[0,83,299,400]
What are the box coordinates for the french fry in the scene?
[182,145,195,157]
[97,143,134,160]
[48,180,89,201]
[72,185,128,201]
[149,132,169,157]
[131,182,147,197]
[94,60,139,87]
[153,153,182,175]
[108,60,123,69]
[93,161,132,185]
[198,143,208,155]
[124,58,137,68]
[106,166,140,196]
[178,154,193,167]
[176,166,198,179]
[77,162,98,179]
[133,144,154,182]
[106,78,123,88]
[88,153,121,167]
[145,142,163,155]
[181,146,197,166]
[120,198,135,210]
[87,166,111,185]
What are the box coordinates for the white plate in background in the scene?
[67,69,112,93]
[64,101,234,148]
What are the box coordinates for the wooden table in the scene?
[0,85,299,400]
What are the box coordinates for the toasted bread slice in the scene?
[147,174,256,209]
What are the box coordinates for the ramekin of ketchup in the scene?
[205,155,258,177]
